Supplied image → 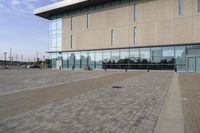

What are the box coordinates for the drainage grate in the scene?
[112,86,122,88]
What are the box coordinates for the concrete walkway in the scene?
[154,73,185,133]
[179,73,200,133]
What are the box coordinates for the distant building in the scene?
[34,0,200,72]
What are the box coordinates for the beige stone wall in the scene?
[62,0,200,51]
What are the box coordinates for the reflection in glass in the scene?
[81,51,88,68]
[62,53,69,68]
[175,46,186,71]
[68,53,75,68]
[51,53,58,68]
[151,47,162,63]
[74,52,81,68]
[88,51,95,69]
[95,51,103,69]
[151,47,162,70]
[187,45,200,56]
[162,47,174,63]
[130,49,139,63]
[162,47,175,70]
[120,49,129,69]
[130,49,139,69]
[103,50,111,68]
[140,48,150,64]
[49,17,62,52]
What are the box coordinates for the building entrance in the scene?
[187,56,200,72]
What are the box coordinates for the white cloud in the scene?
[11,0,20,5]
[0,2,4,8]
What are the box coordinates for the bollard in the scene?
[125,67,127,72]
[147,65,150,72]
[175,66,177,73]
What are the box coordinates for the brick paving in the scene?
[179,73,200,133]
[0,72,173,133]
[0,72,140,120]
[0,69,119,95]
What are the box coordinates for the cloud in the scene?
[11,0,20,5]
[0,3,4,8]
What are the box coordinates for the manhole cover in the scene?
[112,86,122,88]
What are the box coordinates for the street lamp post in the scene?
[4,52,7,69]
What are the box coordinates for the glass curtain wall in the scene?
[74,52,81,69]
[120,49,129,69]
[68,53,75,69]
[95,51,103,69]
[50,45,200,72]
[140,48,150,69]
[175,46,186,71]
[111,49,120,69]
[162,47,175,70]
[51,53,58,68]
[62,53,69,68]
[88,51,95,69]
[50,16,62,67]
[151,47,162,70]
[129,48,140,69]
[103,50,111,69]
[81,51,88,68]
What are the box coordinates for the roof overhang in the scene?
[34,0,111,20]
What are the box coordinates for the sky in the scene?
[0,0,63,61]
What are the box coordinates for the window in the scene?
[88,51,95,68]
[140,48,150,64]
[198,0,200,12]
[175,46,186,71]
[95,51,103,69]
[178,0,183,16]
[86,14,89,28]
[130,48,139,64]
[71,16,73,31]
[111,29,115,46]
[133,0,137,21]
[49,17,62,51]
[151,47,162,63]
[70,34,73,49]
[133,27,137,45]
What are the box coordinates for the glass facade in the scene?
[49,16,62,52]
[50,45,200,72]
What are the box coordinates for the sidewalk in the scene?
[154,73,185,133]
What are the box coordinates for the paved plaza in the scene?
[0,70,199,133]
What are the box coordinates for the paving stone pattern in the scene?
[0,72,173,133]
[0,69,118,95]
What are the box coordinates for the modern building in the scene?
[34,0,200,72]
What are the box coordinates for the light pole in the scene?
[4,52,7,69]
